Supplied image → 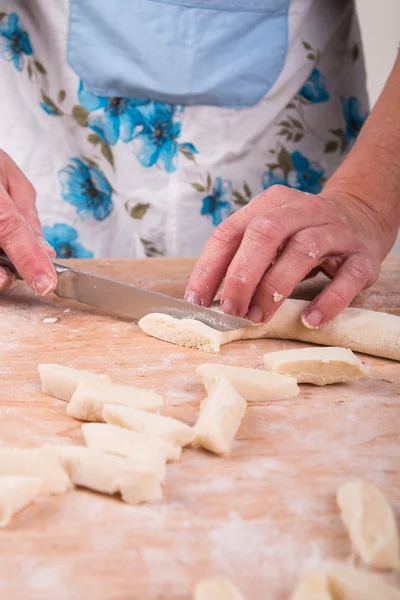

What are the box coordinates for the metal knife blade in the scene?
[54,265,250,332]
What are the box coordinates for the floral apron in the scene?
[0,0,368,259]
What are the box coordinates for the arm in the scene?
[185,53,400,327]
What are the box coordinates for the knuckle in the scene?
[247,214,283,242]
[257,272,286,300]
[287,232,320,261]
[347,260,370,286]
[0,210,23,240]
[225,268,252,290]
[327,286,349,307]
[213,220,242,246]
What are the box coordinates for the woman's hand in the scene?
[0,150,56,293]
[185,183,397,328]
[186,53,400,328]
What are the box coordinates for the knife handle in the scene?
[0,250,69,280]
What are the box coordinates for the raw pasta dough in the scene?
[194,576,245,600]
[138,299,400,361]
[0,476,42,527]
[0,446,72,495]
[38,363,110,401]
[82,423,169,480]
[193,377,247,455]
[60,446,163,505]
[196,363,298,402]
[336,480,399,570]
[67,381,163,422]
[292,561,400,599]
[102,404,194,448]
[263,346,365,385]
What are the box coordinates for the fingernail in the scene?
[247,305,264,323]
[221,298,237,316]
[184,290,201,305]
[302,308,323,329]
[33,273,54,296]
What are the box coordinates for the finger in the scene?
[220,203,332,317]
[185,212,246,306]
[0,186,56,295]
[0,151,43,239]
[301,255,377,328]
[185,188,296,306]
[0,267,15,291]
[247,225,353,323]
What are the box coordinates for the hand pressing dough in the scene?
[82,423,168,480]
[102,404,194,448]
[292,561,400,599]
[67,381,163,422]
[0,476,42,527]
[0,446,72,495]
[38,363,110,401]
[194,576,245,600]
[60,446,163,505]
[196,363,298,402]
[138,298,400,361]
[336,480,399,570]
[193,377,247,455]
[263,346,365,385]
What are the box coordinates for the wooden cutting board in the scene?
[0,257,399,600]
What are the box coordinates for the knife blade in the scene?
[54,265,250,331]
[0,251,250,331]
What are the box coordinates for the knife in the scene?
[0,253,250,332]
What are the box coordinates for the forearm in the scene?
[325,51,400,247]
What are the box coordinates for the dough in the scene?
[263,346,365,385]
[102,404,194,448]
[0,446,72,495]
[67,381,163,422]
[38,363,110,401]
[196,363,298,402]
[0,476,42,527]
[336,480,399,570]
[193,576,245,600]
[138,299,400,361]
[291,571,332,600]
[292,561,400,599]
[81,422,169,480]
[193,377,247,455]
[60,446,163,505]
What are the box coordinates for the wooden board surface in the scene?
[0,256,399,600]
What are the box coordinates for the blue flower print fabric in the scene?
[58,158,113,221]
[201,177,232,227]
[0,12,32,71]
[43,223,93,258]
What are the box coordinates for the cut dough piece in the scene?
[82,423,169,480]
[193,377,247,455]
[103,404,194,447]
[139,313,222,353]
[292,561,400,600]
[0,446,72,495]
[263,346,365,385]
[60,446,163,505]
[194,576,245,600]
[67,381,163,422]
[196,363,298,402]
[38,363,110,402]
[0,476,42,527]
[337,480,399,570]
[138,299,400,361]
